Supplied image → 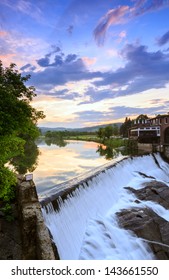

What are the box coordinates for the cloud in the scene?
[36,48,78,68]
[26,43,169,100]
[57,0,110,27]
[92,43,169,99]
[79,86,113,105]
[117,30,127,43]
[82,57,97,66]
[110,105,166,119]
[94,0,169,45]
[36,46,64,67]
[20,63,32,71]
[20,63,36,71]
[65,54,77,63]
[94,6,129,46]
[2,0,44,24]
[132,0,169,16]
[157,30,169,46]
[0,28,49,67]
[75,104,166,125]
[67,25,74,35]
[75,110,113,123]
[49,89,81,100]
[0,30,8,37]
[37,56,50,67]
[106,48,119,58]
[27,49,102,90]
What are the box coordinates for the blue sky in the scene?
[0,0,169,128]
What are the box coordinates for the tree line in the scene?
[44,115,147,143]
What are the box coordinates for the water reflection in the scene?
[34,140,108,195]
[10,139,39,174]
[11,138,138,196]
[96,145,119,160]
[45,137,67,147]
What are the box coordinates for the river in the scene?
[34,140,113,196]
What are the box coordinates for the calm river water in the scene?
[34,140,110,195]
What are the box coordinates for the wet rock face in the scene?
[117,182,169,260]
[125,181,169,209]
[117,207,169,259]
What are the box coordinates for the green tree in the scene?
[104,125,113,139]
[0,61,44,136]
[112,124,119,136]
[0,61,45,209]
[97,127,105,140]
[120,117,132,138]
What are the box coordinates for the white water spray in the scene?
[42,153,169,260]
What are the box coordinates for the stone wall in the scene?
[138,143,153,152]
[17,176,55,260]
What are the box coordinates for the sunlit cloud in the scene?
[94,6,129,46]
[94,0,169,46]
[0,53,15,66]
[117,30,127,43]
[82,56,97,66]
[0,30,8,37]
[0,29,48,67]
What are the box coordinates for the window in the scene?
[165,118,168,124]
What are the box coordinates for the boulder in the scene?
[117,207,169,259]
[125,181,169,209]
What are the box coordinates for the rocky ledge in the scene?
[117,181,169,259]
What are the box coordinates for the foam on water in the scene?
[42,153,169,260]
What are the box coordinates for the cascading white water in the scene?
[42,153,169,260]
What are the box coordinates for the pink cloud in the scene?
[0,30,8,37]
[94,0,169,46]
[94,6,130,46]
[82,56,97,66]
[119,31,127,38]
[0,54,16,66]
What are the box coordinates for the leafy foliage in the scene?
[0,61,44,136]
[97,124,119,141]
[0,61,45,211]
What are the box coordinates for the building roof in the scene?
[149,114,169,120]
[129,124,160,130]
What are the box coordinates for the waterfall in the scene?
[41,153,169,260]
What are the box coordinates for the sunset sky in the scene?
[1,0,169,128]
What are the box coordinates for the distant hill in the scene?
[39,123,122,134]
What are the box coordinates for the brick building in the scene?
[129,114,169,145]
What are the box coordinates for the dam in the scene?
[40,153,169,260]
